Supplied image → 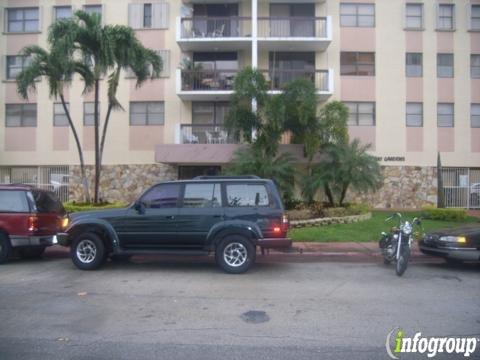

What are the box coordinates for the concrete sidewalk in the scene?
[263,241,434,263]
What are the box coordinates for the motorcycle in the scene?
[379,213,422,276]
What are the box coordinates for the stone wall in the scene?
[68,164,438,209]
[347,166,438,209]
[69,164,177,203]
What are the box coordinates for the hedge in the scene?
[63,201,128,213]
[420,206,467,221]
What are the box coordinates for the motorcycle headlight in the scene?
[439,236,467,244]
[402,222,413,235]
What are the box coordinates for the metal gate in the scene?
[442,167,480,209]
[0,166,70,202]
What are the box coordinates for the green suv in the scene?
[58,176,291,273]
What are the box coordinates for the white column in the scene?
[251,0,258,140]
[251,0,258,69]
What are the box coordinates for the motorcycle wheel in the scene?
[395,247,411,276]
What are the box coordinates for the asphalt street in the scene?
[0,251,479,360]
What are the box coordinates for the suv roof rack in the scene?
[193,175,261,180]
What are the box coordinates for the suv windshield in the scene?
[32,190,65,214]
[0,190,30,213]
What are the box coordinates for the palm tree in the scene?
[224,145,295,203]
[310,140,383,207]
[49,11,162,203]
[16,44,94,202]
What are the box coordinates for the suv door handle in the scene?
[165,215,175,220]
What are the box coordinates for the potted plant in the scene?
[180,58,203,90]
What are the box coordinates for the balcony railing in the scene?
[258,17,328,38]
[181,69,238,91]
[260,69,330,92]
[180,17,252,39]
[180,124,238,144]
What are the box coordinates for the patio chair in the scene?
[205,131,214,144]
[212,24,225,37]
[182,130,199,144]
[218,130,228,144]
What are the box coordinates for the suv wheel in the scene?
[216,235,256,274]
[71,232,106,270]
[18,246,46,259]
[0,233,11,264]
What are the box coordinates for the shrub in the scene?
[63,201,127,213]
[421,206,467,221]
[286,209,314,221]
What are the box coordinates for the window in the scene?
[6,104,37,127]
[32,190,64,213]
[183,183,222,208]
[437,54,454,78]
[83,102,99,126]
[340,3,375,27]
[269,52,315,88]
[437,103,454,127]
[226,184,270,207]
[437,4,454,30]
[269,4,315,36]
[128,2,169,29]
[340,52,375,76]
[53,103,69,127]
[192,102,230,125]
[406,103,423,127]
[472,104,480,128]
[405,3,423,29]
[471,5,480,31]
[406,53,422,77]
[344,102,375,126]
[83,5,102,17]
[6,56,31,80]
[0,191,29,213]
[472,55,480,78]
[143,4,152,28]
[54,6,72,20]
[129,102,165,125]
[6,8,39,33]
[141,184,180,209]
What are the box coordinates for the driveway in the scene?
[0,250,479,360]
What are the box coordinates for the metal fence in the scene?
[260,69,329,92]
[180,16,252,38]
[0,166,70,202]
[441,167,480,209]
[180,124,238,144]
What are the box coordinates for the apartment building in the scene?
[0,0,479,208]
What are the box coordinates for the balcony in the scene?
[176,68,237,100]
[176,16,252,51]
[261,69,334,100]
[257,16,332,51]
[179,124,238,145]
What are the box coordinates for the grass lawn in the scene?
[289,211,480,242]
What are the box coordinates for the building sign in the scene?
[375,156,406,162]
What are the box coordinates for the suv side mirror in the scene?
[134,200,145,214]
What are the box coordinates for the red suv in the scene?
[0,185,68,264]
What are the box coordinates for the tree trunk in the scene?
[100,103,113,167]
[339,182,350,207]
[60,94,90,203]
[324,184,335,207]
[93,79,100,203]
